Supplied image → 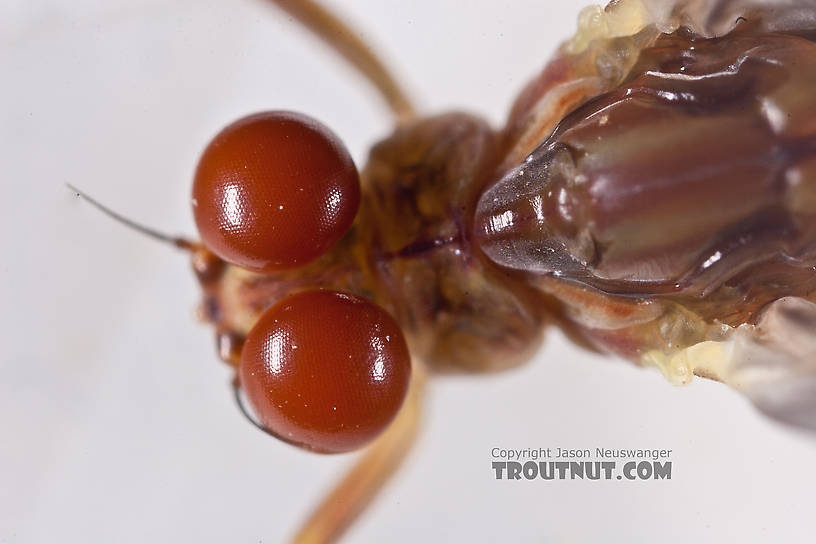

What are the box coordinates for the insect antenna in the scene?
[66,184,195,251]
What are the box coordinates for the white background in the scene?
[3,1,816,542]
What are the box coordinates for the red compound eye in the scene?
[239,290,411,453]
[192,111,361,272]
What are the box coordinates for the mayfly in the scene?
[72,0,816,541]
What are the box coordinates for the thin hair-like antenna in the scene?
[66,184,195,250]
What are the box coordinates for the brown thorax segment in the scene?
[480,25,816,294]
[472,0,816,374]
[358,114,548,372]
[501,0,816,170]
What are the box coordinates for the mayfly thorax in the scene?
[74,0,816,541]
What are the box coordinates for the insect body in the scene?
[475,1,816,427]
[96,0,816,541]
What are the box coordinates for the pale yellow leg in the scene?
[292,362,427,544]
[269,0,416,122]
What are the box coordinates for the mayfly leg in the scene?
[292,362,427,544]
[268,0,416,122]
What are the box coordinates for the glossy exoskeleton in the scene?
[180,0,816,541]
